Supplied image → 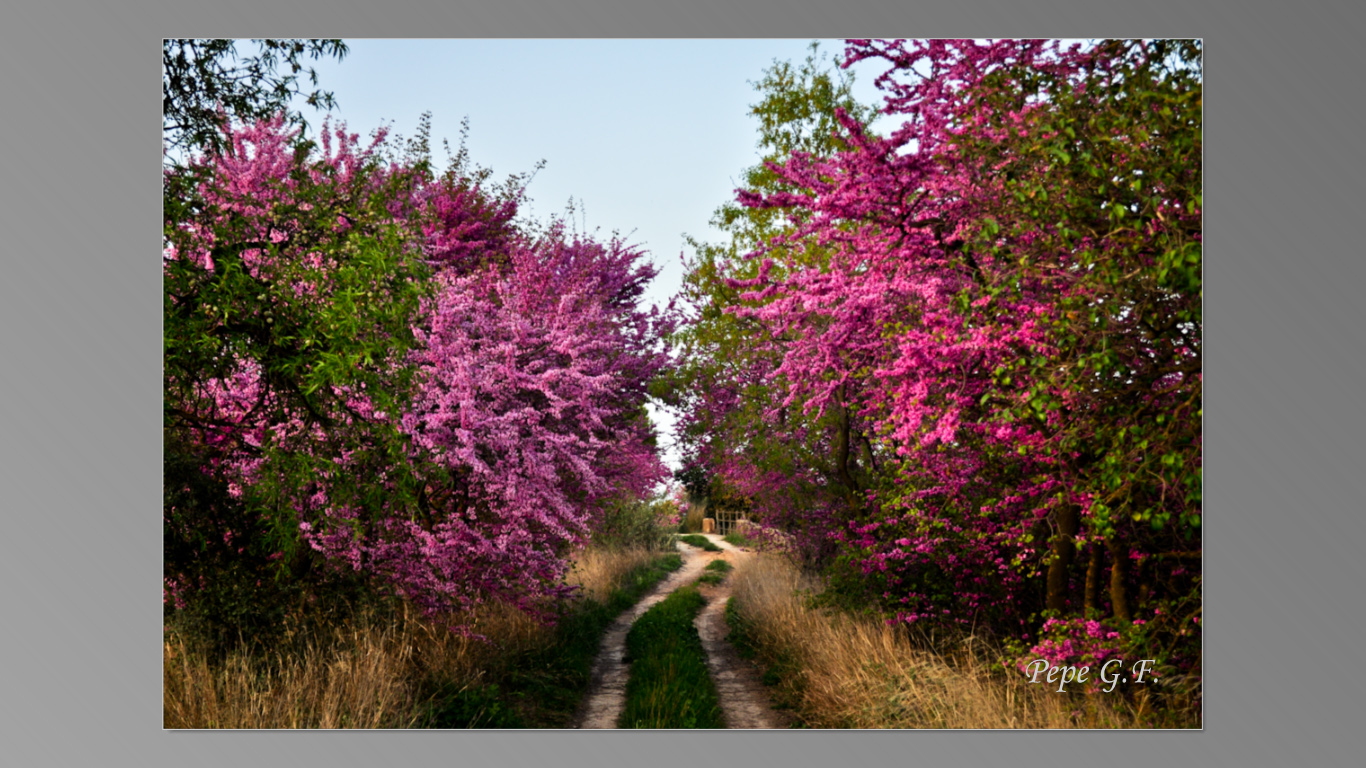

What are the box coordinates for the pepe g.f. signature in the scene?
[1023,659,1157,693]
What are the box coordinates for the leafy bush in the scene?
[592,496,673,552]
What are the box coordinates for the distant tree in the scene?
[162,39,348,159]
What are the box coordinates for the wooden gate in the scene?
[714,507,739,537]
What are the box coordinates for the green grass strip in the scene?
[697,559,732,586]
[678,534,722,552]
[619,585,725,728]
[722,532,755,548]
[419,552,683,728]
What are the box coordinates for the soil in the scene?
[571,533,792,729]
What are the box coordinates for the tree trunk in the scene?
[1084,541,1104,615]
[833,395,856,493]
[1108,536,1132,624]
[1137,555,1152,609]
[1046,505,1080,613]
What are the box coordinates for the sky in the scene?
[286,39,898,477]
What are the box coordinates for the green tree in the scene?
[162,116,438,649]
[163,39,348,159]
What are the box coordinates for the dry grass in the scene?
[729,554,1146,729]
[164,545,659,728]
[680,503,705,533]
[564,545,658,603]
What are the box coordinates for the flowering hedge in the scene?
[677,40,1201,694]
[164,115,674,629]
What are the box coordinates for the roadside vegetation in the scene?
[698,559,733,586]
[165,546,682,728]
[165,500,682,728]
[724,553,1200,728]
[672,40,1201,727]
[678,504,706,533]
[722,532,755,548]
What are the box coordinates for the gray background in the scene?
[2,0,1361,765]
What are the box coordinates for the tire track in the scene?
[571,539,708,728]
[694,538,794,729]
[572,533,790,729]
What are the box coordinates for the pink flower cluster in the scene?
[1016,617,1123,691]
[166,115,676,622]
[679,40,1201,653]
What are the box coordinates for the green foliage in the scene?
[698,558,733,585]
[962,39,1202,543]
[591,495,674,552]
[807,551,892,618]
[620,586,724,728]
[162,137,442,613]
[711,41,877,247]
[420,683,525,728]
[163,39,349,158]
[163,426,394,657]
[722,532,755,548]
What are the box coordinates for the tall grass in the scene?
[726,554,1155,729]
[163,601,535,728]
[565,546,659,603]
[680,503,705,533]
[165,545,678,728]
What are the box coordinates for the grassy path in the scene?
[571,538,711,728]
[573,533,789,729]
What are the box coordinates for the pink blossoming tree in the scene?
[679,39,1200,699]
[165,114,674,633]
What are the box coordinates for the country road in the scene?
[572,533,790,729]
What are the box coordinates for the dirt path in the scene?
[572,533,790,729]
[571,538,709,729]
[694,537,795,729]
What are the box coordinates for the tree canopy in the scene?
[163,39,349,159]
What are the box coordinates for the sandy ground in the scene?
[571,533,791,729]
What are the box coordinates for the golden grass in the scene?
[164,617,419,729]
[681,503,705,533]
[728,554,1146,729]
[564,545,658,603]
[164,545,658,728]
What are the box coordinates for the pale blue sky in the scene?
[290,39,898,475]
